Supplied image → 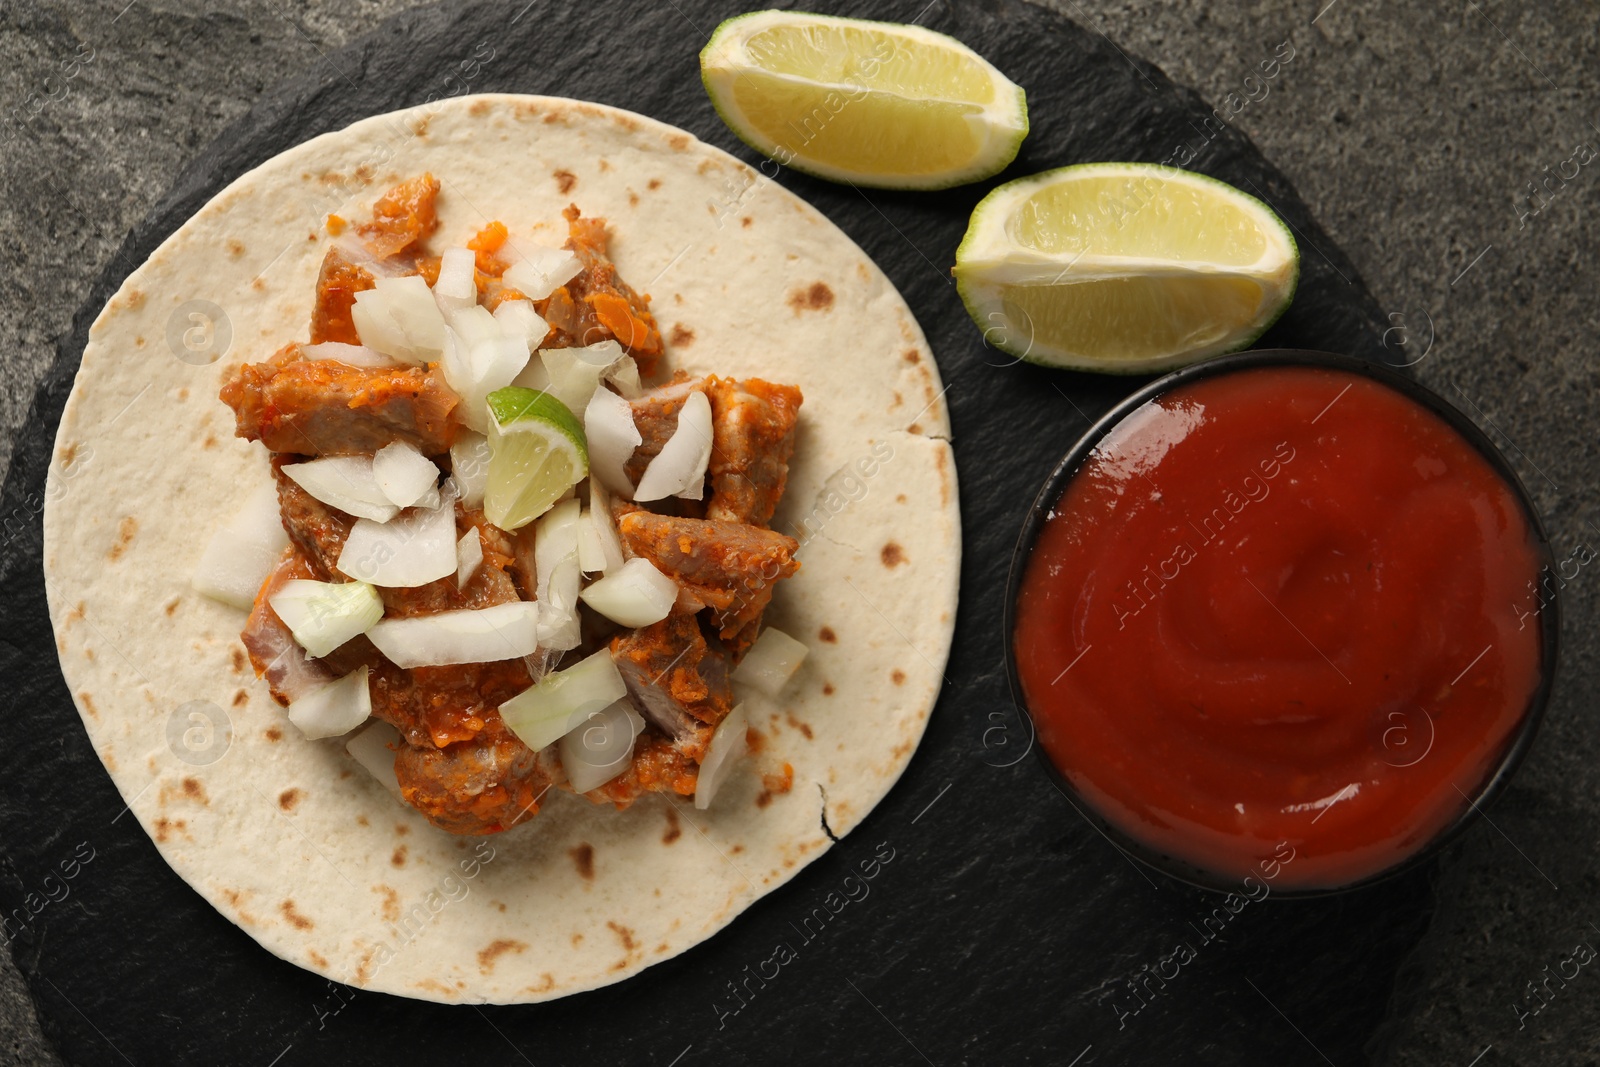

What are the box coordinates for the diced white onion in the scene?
[445,304,500,349]
[288,665,372,740]
[576,511,605,575]
[351,275,446,363]
[503,245,583,301]
[366,602,541,668]
[588,478,627,573]
[268,578,384,658]
[449,431,491,509]
[511,356,551,393]
[192,482,289,610]
[282,456,398,522]
[372,441,440,508]
[560,699,646,794]
[433,247,478,314]
[695,704,750,810]
[541,340,625,416]
[584,386,641,498]
[345,719,405,801]
[732,627,810,697]
[337,484,459,588]
[440,326,530,434]
[634,390,712,501]
[493,299,549,354]
[300,342,399,369]
[534,498,582,651]
[456,528,483,589]
[500,648,629,751]
[606,356,642,399]
[579,557,678,627]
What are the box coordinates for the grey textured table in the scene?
[2,1,1596,1064]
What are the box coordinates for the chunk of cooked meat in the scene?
[588,732,703,808]
[379,511,522,618]
[272,456,350,579]
[393,728,553,835]
[221,344,459,456]
[623,376,710,487]
[369,657,535,750]
[617,511,800,640]
[308,246,376,344]
[357,173,440,259]
[706,377,803,527]
[610,612,732,747]
[539,206,663,376]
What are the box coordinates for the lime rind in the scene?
[483,387,588,530]
[700,10,1029,191]
[953,162,1300,374]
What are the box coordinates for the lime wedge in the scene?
[700,10,1028,190]
[483,387,588,531]
[954,163,1299,373]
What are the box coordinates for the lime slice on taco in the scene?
[483,386,587,531]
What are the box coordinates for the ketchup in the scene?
[1013,366,1545,889]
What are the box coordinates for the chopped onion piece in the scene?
[372,441,440,508]
[345,720,404,801]
[433,247,477,314]
[456,528,483,589]
[500,648,628,752]
[576,511,606,575]
[493,299,549,354]
[511,356,551,393]
[282,456,398,522]
[300,342,398,369]
[192,482,290,610]
[560,699,646,794]
[351,276,446,363]
[534,499,582,651]
[606,356,642,399]
[503,245,583,301]
[579,558,677,627]
[441,326,529,434]
[337,484,459,587]
[584,386,641,498]
[366,602,540,668]
[541,340,625,415]
[449,431,491,509]
[446,304,501,349]
[288,665,372,740]
[695,704,750,810]
[269,578,384,658]
[634,390,712,501]
[732,627,810,697]
[588,478,627,572]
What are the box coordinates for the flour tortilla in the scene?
[43,94,958,1003]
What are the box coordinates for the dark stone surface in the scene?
[1,1,1595,1065]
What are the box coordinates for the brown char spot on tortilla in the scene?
[892,669,906,685]
[277,901,310,931]
[904,349,921,363]
[164,597,180,616]
[628,189,639,207]
[308,949,329,969]
[153,817,187,843]
[265,726,283,742]
[667,133,690,150]
[376,885,400,922]
[230,647,247,673]
[662,806,681,845]
[668,323,695,347]
[741,216,753,228]
[278,788,302,812]
[897,494,908,504]
[356,814,369,826]
[125,288,145,310]
[183,777,208,804]
[570,843,595,879]
[553,169,577,194]
[909,423,923,434]
[227,239,244,257]
[788,282,835,314]
[107,516,137,561]
[391,845,408,868]
[232,689,249,707]
[395,823,409,835]
[786,712,814,739]
[822,684,835,696]
[607,921,637,952]
[78,692,97,719]
[469,98,491,117]
[477,939,528,974]
[819,626,837,643]
[58,442,76,467]
[648,178,662,190]
[881,542,906,568]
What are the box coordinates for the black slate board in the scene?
[0,1,1432,1064]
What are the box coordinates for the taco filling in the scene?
[206,174,807,835]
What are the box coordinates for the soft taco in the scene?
[44,94,958,1003]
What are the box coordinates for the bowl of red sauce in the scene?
[1007,350,1558,894]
